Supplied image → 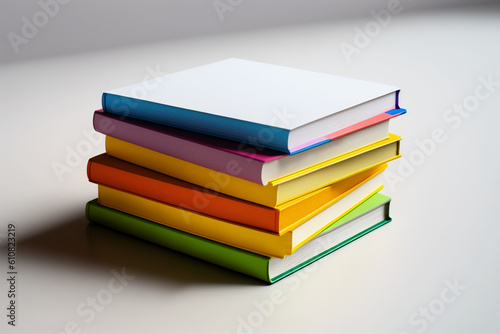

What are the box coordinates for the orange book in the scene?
[87,154,386,235]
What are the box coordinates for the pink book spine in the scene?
[93,111,269,185]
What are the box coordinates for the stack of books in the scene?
[85,58,406,283]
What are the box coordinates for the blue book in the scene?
[102,58,404,154]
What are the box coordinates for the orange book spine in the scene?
[87,154,278,231]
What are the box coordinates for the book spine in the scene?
[102,93,291,153]
[105,136,279,207]
[97,185,293,258]
[87,155,279,232]
[93,112,267,185]
[85,200,271,282]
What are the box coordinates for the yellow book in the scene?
[106,133,401,207]
[98,170,384,258]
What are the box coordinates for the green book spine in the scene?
[85,199,272,282]
[85,192,392,283]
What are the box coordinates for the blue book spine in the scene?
[102,93,291,153]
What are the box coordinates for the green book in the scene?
[85,193,392,283]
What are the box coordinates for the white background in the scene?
[1,2,500,333]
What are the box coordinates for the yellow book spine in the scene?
[106,136,279,207]
[98,185,293,258]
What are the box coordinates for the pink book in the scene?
[93,109,404,185]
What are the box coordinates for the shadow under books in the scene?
[15,210,265,286]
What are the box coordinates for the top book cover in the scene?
[102,58,405,154]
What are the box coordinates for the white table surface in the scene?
[1,5,500,334]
